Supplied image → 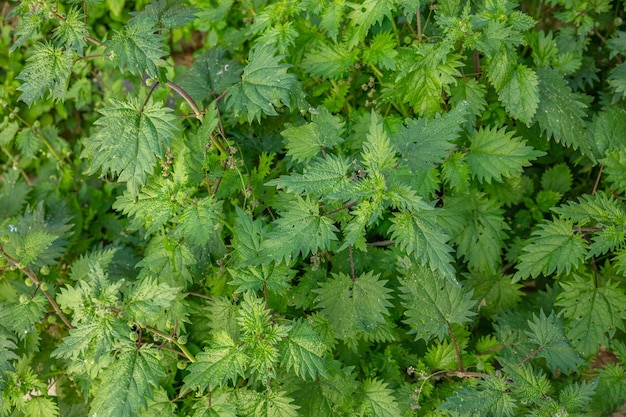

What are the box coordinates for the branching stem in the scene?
[448,321,464,372]
[145,325,196,363]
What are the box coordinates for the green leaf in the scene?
[362,31,398,70]
[608,62,626,100]
[600,146,626,194]
[16,42,73,106]
[123,276,179,325]
[0,294,47,341]
[525,310,583,374]
[302,41,359,80]
[9,12,44,53]
[84,97,179,196]
[260,195,339,264]
[231,207,269,265]
[501,359,552,402]
[282,107,345,163]
[129,0,197,29]
[314,272,393,341]
[440,374,516,417]
[392,101,468,172]
[592,363,626,412]
[51,317,126,361]
[227,46,303,123]
[541,163,572,194]
[136,235,196,286]
[24,396,59,417]
[558,380,597,413]
[399,263,476,342]
[266,155,352,199]
[589,104,626,157]
[229,263,295,294]
[183,329,249,391]
[552,191,626,225]
[91,345,166,417]
[359,378,402,417]
[515,218,588,279]
[389,210,456,283]
[176,196,223,246]
[346,0,396,48]
[466,126,545,183]
[534,67,592,155]
[279,320,330,380]
[178,47,242,103]
[52,7,88,54]
[240,390,300,417]
[104,21,167,78]
[497,64,539,125]
[361,111,398,175]
[556,275,626,356]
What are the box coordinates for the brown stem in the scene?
[592,165,603,196]
[349,244,356,283]
[324,200,358,216]
[167,81,202,120]
[448,321,464,372]
[368,240,395,247]
[185,291,212,300]
[518,345,544,366]
[416,7,422,43]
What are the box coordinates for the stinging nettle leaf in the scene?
[359,378,402,417]
[84,97,179,196]
[301,41,359,80]
[227,46,304,123]
[279,320,330,380]
[466,126,545,183]
[104,22,168,78]
[282,107,345,163]
[498,64,539,125]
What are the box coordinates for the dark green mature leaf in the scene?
[589,104,626,157]
[178,47,242,103]
[104,22,167,78]
[260,195,339,264]
[608,62,626,100]
[392,101,468,172]
[84,97,179,196]
[534,68,592,156]
[123,277,179,325]
[601,146,626,194]
[51,316,126,362]
[16,42,73,106]
[136,235,196,286]
[515,218,588,279]
[552,191,626,225]
[227,46,303,123]
[0,294,47,341]
[525,310,583,374]
[400,263,476,342]
[501,360,552,402]
[363,31,398,70]
[361,111,399,175]
[176,196,223,246]
[229,263,295,294]
[52,7,88,54]
[389,210,456,283]
[231,207,269,265]
[183,329,248,391]
[556,275,626,356]
[314,272,393,341]
[346,0,396,47]
[279,320,330,380]
[130,0,197,29]
[466,126,544,183]
[440,374,516,416]
[91,345,166,417]
[238,389,300,417]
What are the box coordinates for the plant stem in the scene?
[145,325,196,363]
[448,321,464,372]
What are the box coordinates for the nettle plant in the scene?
[1,0,626,415]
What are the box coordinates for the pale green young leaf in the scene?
[123,277,179,325]
[243,390,300,417]
[361,111,398,175]
[552,191,626,225]
[340,199,380,251]
[589,224,626,257]
[52,7,88,54]
[104,22,167,78]
[314,272,393,341]
[399,263,476,342]
[466,126,544,183]
[231,207,269,265]
[229,263,295,294]
[359,378,402,417]
[392,101,468,172]
[514,218,588,279]
[260,195,339,264]
[424,340,458,370]
[0,294,47,341]
[91,345,166,417]
[15,126,41,159]
[112,177,179,235]
[207,296,240,340]
[389,210,456,283]
[227,46,303,123]
[450,78,488,122]
[394,43,463,116]
[498,64,539,125]
[362,31,398,70]
[51,316,127,361]
[16,42,73,106]
[439,374,516,417]
[558,380,597,413]
[346,0,396,48]
[301,41,359,80]
[600,146,626,194]
[0,117,19,146]
[525,310,583,374]
[0,328,18,389]
[279,320,330,380]
[266,155,352,198]
[183,329,248,392]
[318,0,345,41]
[9,12,44,53]
[140,387,178,417]
[441,151,470,192]
[534,67,592,155]
[501,360,552,402]
[176,196,223,246]
[24,396,59,417]
[192,389,237,417]
[592,363,626,412]
[556,275,626,356]
[282,107,345,163]
[485,47,516,92]
[84,97,179,196]
[136,235,196,286]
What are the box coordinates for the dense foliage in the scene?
[1,0,626,415]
